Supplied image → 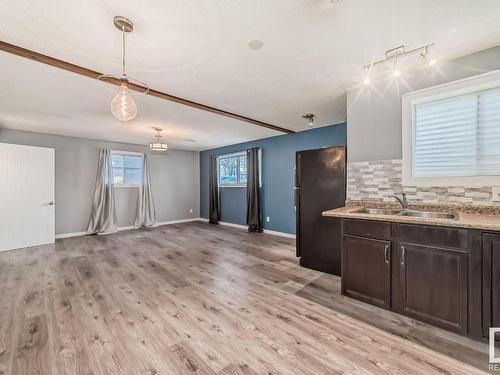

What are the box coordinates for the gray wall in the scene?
[347,45,500,162]
[0,129,200,235]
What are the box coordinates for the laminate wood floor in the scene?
[0,221,491,374]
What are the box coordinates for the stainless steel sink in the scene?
[352,207,457,220]
[401,210,456,220]
[352,208,402,215]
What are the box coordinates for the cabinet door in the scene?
[399,243,468,334]
[483,234,500,340]
[342,236,391,309]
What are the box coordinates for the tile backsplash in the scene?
[347,159,499,206]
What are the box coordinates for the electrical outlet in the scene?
[492,187,500,202]
[266,216,270,222]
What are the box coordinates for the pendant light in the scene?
[98,16,149,122]
[149,128,168,152]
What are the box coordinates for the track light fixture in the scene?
[392,55,401,77]
[421,45,437,66]
[363,67,371,85]
[361,43,436,85]
[302,114,315,128]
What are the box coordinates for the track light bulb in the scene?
[392,69,401,77]
[428,58,436,66]
[363,76,371,85]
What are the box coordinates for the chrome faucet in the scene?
[391,193,408,211]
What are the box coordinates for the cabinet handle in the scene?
[384,245,390,264]
[401,246,406,266]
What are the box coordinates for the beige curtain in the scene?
[87,149,117,234]
[134,154,158,228]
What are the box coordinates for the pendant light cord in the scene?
[122,26,126,77]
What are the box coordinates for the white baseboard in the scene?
[219,221,247,230]
[158,218,203,226]
[55,218,203,239]
[263,229,296,239]
[117,225,135,232]
[55,231,87,239]
[55,217,296,240]
[215,220,296,239]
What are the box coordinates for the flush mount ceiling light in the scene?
[302,113,315,128]
[361,43,435,85]
[149,128,168,152]
[97,16,149,122]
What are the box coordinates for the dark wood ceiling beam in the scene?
[0,40,293,134]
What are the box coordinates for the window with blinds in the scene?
[413,87,500,178]
[110,151,143,186]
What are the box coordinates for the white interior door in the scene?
[0,143,55,252]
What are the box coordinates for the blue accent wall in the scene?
[199,123,347,234]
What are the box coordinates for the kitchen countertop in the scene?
[322,204,500,232]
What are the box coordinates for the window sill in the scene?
[113,185,140,188]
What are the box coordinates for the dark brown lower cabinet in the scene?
[342,235,391,309]
[340,219,495,339]
[483,233,500,341]
[399,243,468,334]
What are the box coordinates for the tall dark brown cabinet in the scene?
[295,146,346,275]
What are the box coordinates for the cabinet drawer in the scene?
[343,219,391,240]
[399,224,469,250]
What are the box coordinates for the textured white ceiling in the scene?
[1,0,500,150]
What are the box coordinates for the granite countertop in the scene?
[322,202,500,231]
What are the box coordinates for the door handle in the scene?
[48,201,54,206]
[384,245,390,264]
[401,246,406,266]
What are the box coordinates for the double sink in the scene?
[353,207,457,220]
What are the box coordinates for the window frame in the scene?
[217,151,247,188]
[402,69,500,187]
[110,150,144,188]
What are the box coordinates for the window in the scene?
[111,151,143,186]
[402,71,500,186]
[218,152,247,186]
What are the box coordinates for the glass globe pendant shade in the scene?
[111,83,137,121]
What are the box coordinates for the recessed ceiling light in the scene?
[248,40,264,50]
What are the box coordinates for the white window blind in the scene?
[111,151,143,186]
[413,87,500,178]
